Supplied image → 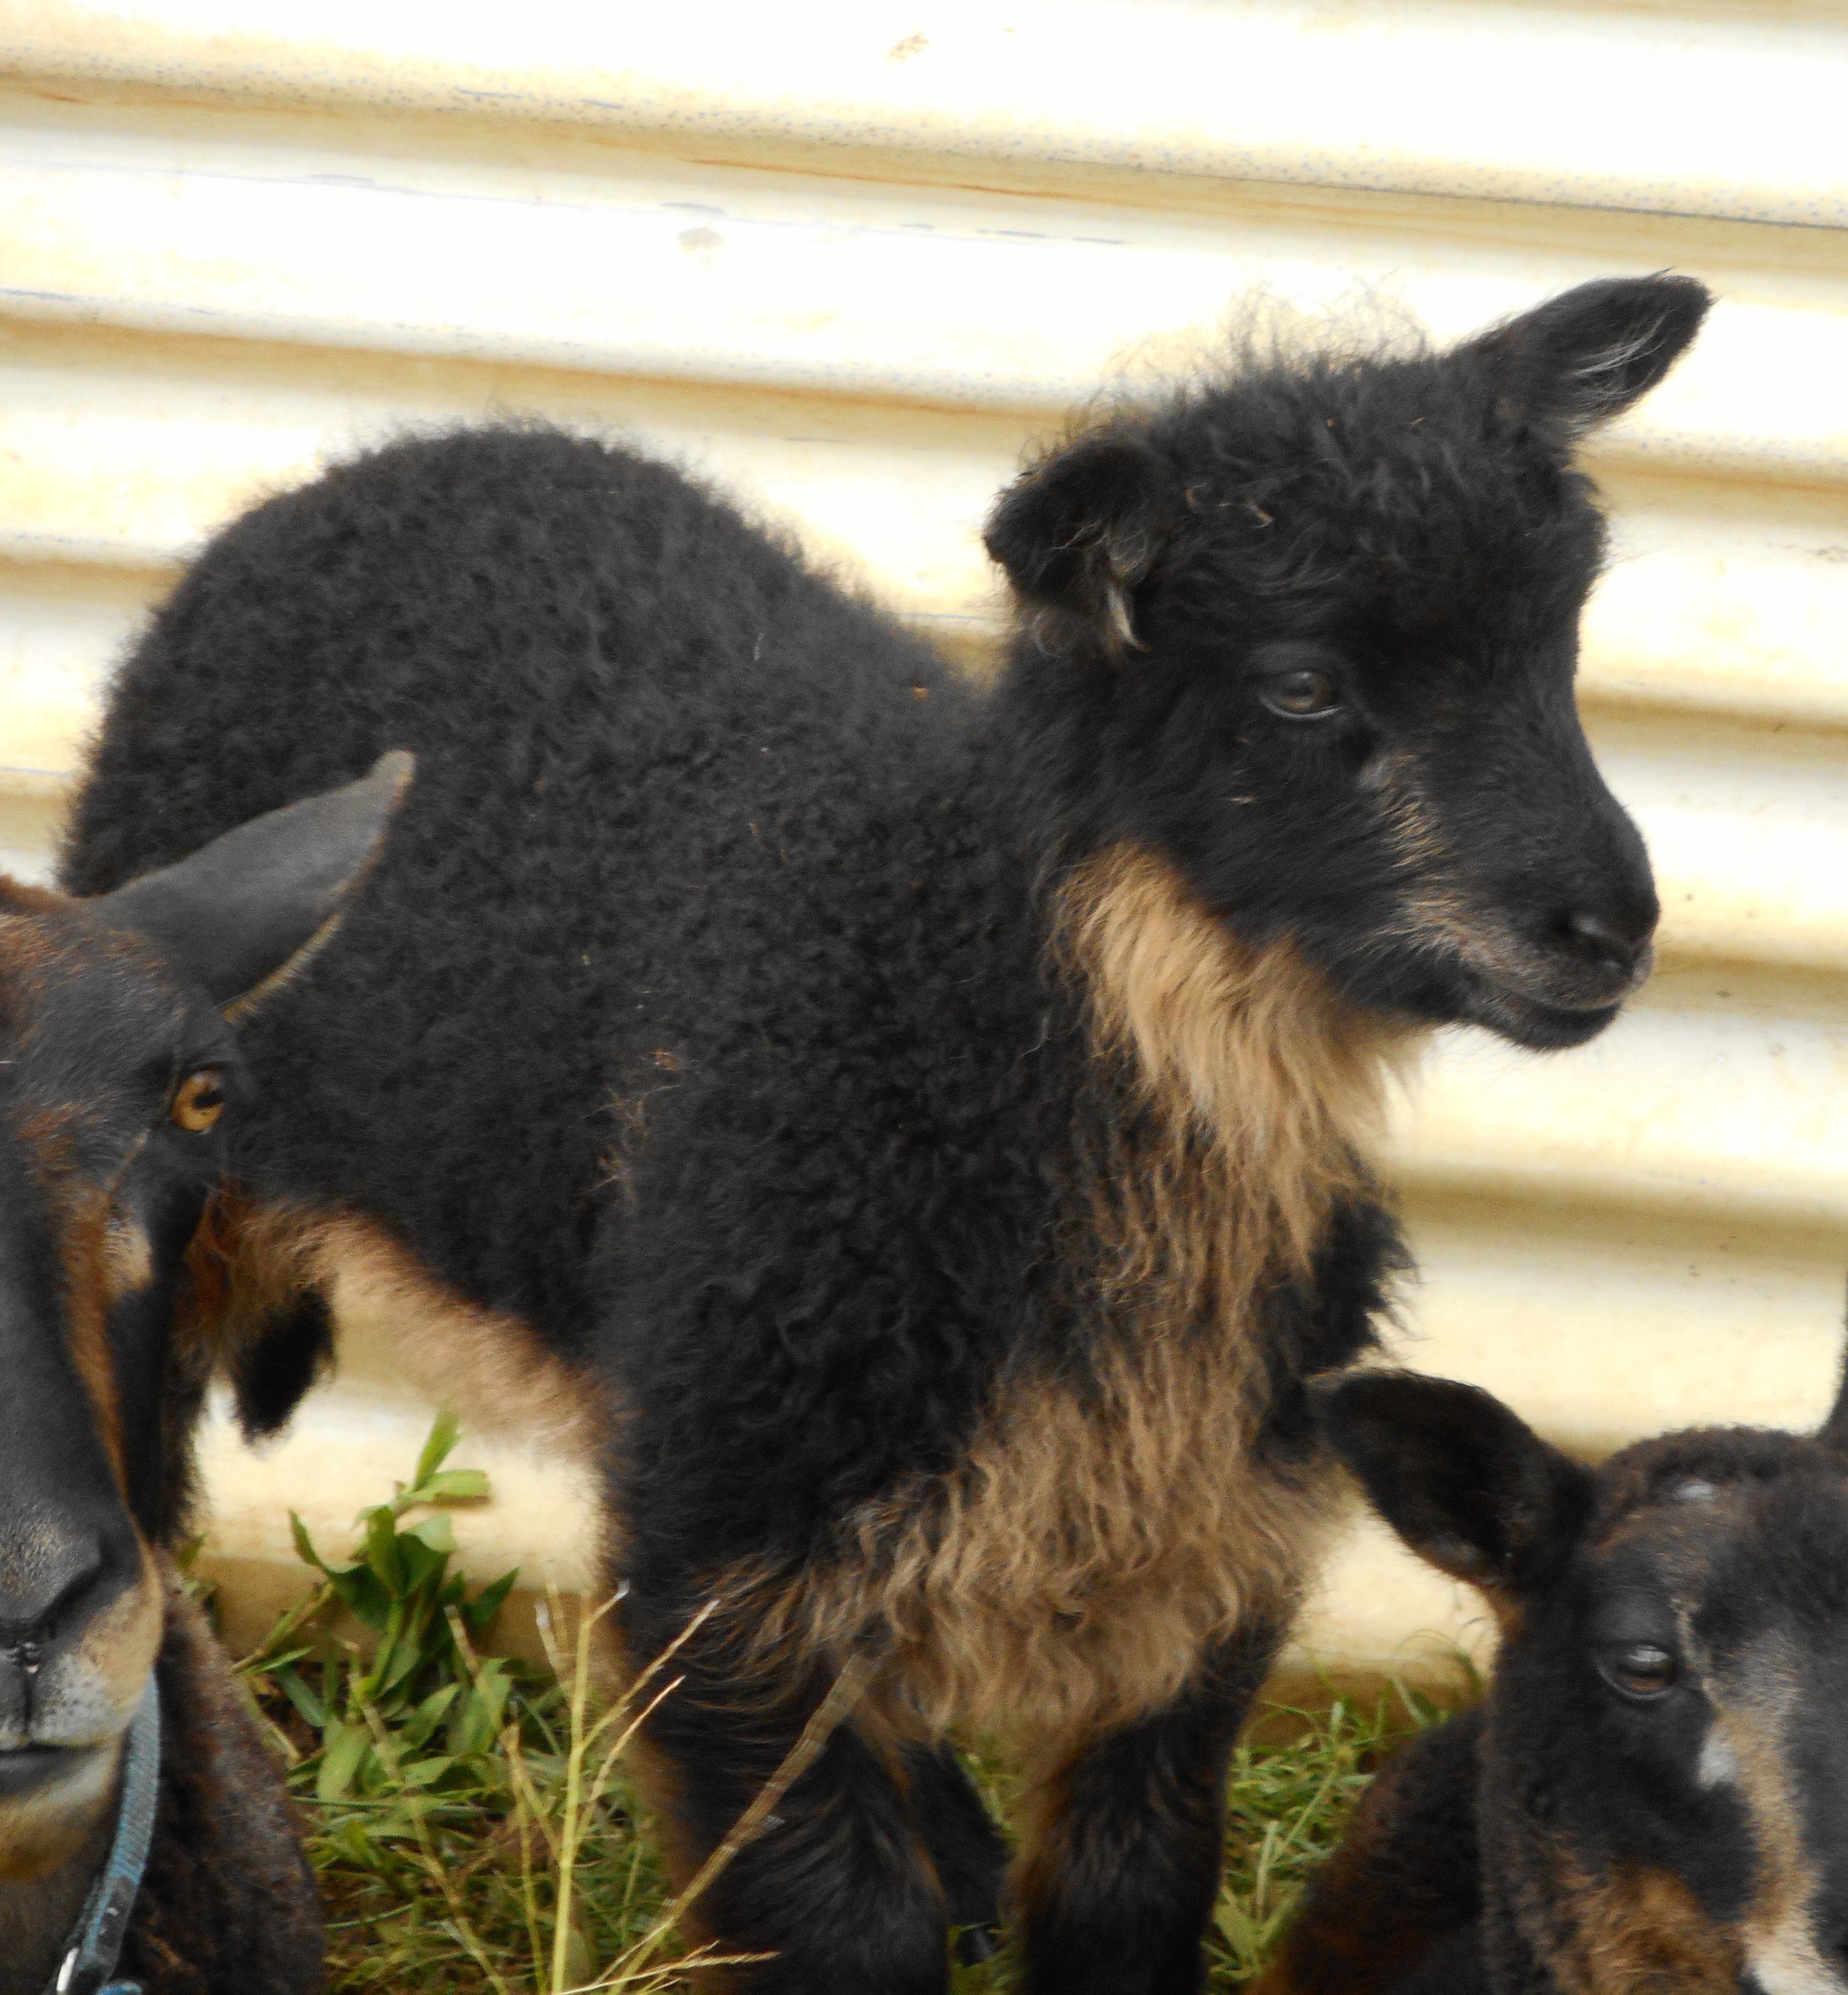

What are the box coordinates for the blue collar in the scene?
[49,1677,161,1995]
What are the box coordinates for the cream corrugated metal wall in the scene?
[2,0,1845,1684]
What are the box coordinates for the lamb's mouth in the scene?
[0,1743,108,1803]
[1460,968,1627,1052]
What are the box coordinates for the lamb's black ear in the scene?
[1315,1371,1594,1600]
[1814,1279,1848,1454]
[1468,274,1711,435]
[93,750,414,1009]
[983,426,1181,655]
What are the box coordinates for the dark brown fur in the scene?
[1271,1371,1848,1993]
[117,1573,325,1995]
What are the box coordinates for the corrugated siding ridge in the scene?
[3,0,1847,227]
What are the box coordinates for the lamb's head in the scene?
[1320,1367,1848,1994]
[0,752,409,1882]
[986,275,1711,1051]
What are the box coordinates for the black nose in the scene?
[1558,907,1652,985]
[0,1526,105,1649]
[0,1528,106,1734]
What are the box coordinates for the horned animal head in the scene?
[987,274,1711,1051]
[1318,1361,1848,1992]
[0,752,408,1882]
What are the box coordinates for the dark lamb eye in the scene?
[1599,1642,1678,1700]
[1261,669,1340,719]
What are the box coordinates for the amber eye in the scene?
[1260,668,1341,719]
[1599,1641,1678,1700]
[170,1069,226,1134]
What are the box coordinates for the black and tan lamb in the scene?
[61,275,1709,1993]
[0,761,408,1995]
[1257,1363,1848,1994]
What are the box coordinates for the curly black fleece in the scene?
[71,433,1053,1560]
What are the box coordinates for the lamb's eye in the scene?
[170,1069,226,1134]
[1261,669,1340,719]
[1599,1642,1678,1700]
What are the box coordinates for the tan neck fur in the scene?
[732,844,1419,1744]
[1059,840,1411,1306]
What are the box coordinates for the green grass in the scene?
[226,1420,1451,1991]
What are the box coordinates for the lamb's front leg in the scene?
[1015,1617,1285,1995]
[621,1594,951,1995]
[903,1742,1010,1962]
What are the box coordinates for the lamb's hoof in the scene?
[953,1924,1001,1967]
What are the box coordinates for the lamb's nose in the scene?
[1560,908,1651,986]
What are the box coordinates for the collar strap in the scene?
[50,1675,161,1995]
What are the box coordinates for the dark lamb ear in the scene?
[1469,273,1712,436]
[93,750,414,1008]
[1315,1371,1594,1601]
[1814,1278,1848,1455]
[983,427,1181,655]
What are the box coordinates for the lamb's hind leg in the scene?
[1015,1618,1285,1995]
[623,1604,950,1994]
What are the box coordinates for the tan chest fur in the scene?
[741,844,1417,1745]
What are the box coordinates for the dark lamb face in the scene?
[1491,1440,1848,1994]
[1321,1372,1848,1992]
[0,753,409,1883]
[987,275,1711,1051]
[0,895,238,1880]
